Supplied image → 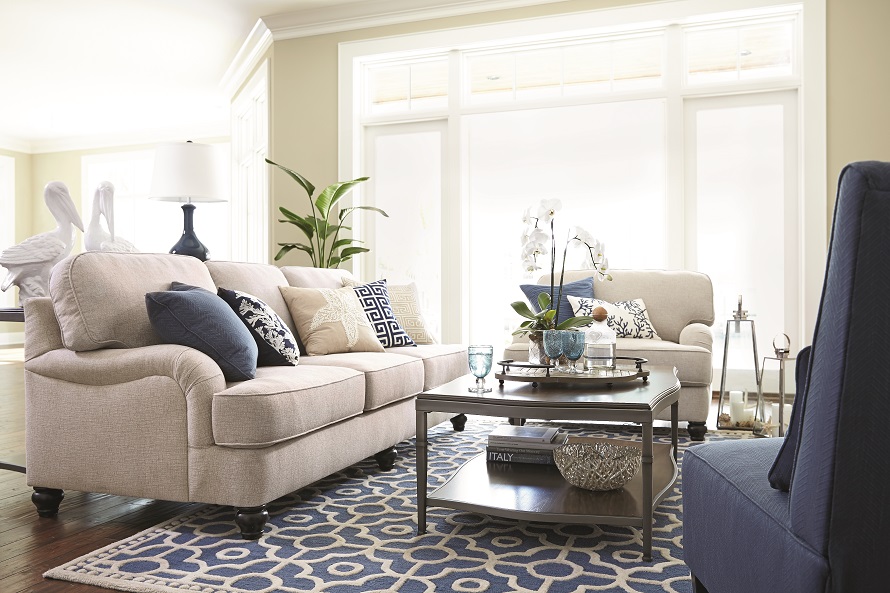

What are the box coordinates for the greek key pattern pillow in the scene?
[218,287,299,366]
[568,295,661,340]
[352,279,416,348]
[343,278,437,345]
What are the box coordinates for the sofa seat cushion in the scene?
[616,338,711,385]
[298,353,423,411]
[683,438,828,592]
[212,365,365,448]
[386,344,467,390]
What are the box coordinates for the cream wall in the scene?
[826,0,890,216]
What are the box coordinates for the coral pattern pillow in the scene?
[279,286,384,356]
[218,287,299,366]
[351,279,416,348]
[568,295,661,339]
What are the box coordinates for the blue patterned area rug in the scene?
[46,419,744,593]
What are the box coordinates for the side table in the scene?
[0,307,26,473]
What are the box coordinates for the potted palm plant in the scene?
[267,159,388,268]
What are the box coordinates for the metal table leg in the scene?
[416,410,428,534]
[642,421,654,561]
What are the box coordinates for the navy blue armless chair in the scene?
[683,161,890,593]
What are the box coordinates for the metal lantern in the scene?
[752,333,795,437]
[716,296,761,430]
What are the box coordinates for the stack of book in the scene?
[485,425,569,465]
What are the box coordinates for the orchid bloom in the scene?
[536,199,562,225]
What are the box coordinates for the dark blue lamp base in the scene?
[169,202,210,261]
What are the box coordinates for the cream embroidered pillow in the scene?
[342,279,438,345]
[279,286,384,355]
[567,295,661,340]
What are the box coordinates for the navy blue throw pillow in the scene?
[217,287,300,367]
[146,284,258,382]
[520,277,595,324]
[768,345,811,491]
[352,279,416,348]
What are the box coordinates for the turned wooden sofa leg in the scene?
[235,505,268,540]
[374,446,398,471]
[450,414,468,431]
[687,422,707,441]
[690,573,710,593]
[32,487,64,518]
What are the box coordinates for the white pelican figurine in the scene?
[84,181,138,252]
[0,181,85,304]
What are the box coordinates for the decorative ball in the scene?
[592,306,608,322]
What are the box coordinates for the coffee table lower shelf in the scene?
[427,440,677,529]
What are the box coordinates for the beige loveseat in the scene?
[504,269,715,440]
[24,252,466,538]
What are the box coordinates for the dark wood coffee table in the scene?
[415,364,680,561]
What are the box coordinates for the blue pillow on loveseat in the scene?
[520,276,594,323]
[146,283,258,381]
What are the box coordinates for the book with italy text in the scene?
[487,425,560,445]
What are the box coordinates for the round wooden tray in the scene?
[495,357,649,386]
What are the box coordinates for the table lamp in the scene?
[149,141,226,261]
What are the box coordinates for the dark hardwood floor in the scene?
[0,347,202,592]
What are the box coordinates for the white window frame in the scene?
[0,155,16,310]
[339,0,826,349]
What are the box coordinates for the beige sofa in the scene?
[24,252,466,538]
[504,269,715,440]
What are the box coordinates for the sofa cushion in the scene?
[683,438,828,592]
[212,365,365,448]
[50,252,216,351]
[280,266,355,289]
[204,261,298,335]
[146,286,258,382]
[615,338,711,385]
[351,279,416,348]
[386,344,467,391]
[520,276,594,325]
[298,352,423,411]
[218,287,300,367]
[279,286,384,356]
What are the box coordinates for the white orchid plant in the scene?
[512,199,612,337]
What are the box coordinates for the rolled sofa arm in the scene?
[25,344,226,447]
[679,323,714,352]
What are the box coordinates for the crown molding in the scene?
[25,121,229,155]
[262,0,568,41]
[220,19,273,100]
[0,134,33,154]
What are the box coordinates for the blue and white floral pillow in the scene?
[218,288,300,366]
[351,279,416,348]
[567,295,661,340]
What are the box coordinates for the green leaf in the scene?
[265,159,315,197]
[536,292,551,310]
[556,316,594,330]
[328,256,342,268]
[339,246,370,258]
[332,238,360,250]
[273,242,316,262]
[510,301,537,320]
[278,208,314,238]
[315,177,369,219]
[543,309,557,322]
[325,225,340,238]
[339,205,389,221]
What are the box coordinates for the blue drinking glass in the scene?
[543,330,564,370]
[468,345,493,393]
[562,330,586,373]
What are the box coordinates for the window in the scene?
[341,0,822,371]
[0,155,14,308]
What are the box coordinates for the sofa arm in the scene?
[679,323,714,352]
[25,344,226,447]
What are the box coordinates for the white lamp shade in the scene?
[149,141,227,203]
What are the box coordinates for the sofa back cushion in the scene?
[280,266,355,289]
[50,252,216,351]
[543,269,714,343]
[205,261,297,335]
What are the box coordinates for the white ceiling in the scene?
[0,0,360,152]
